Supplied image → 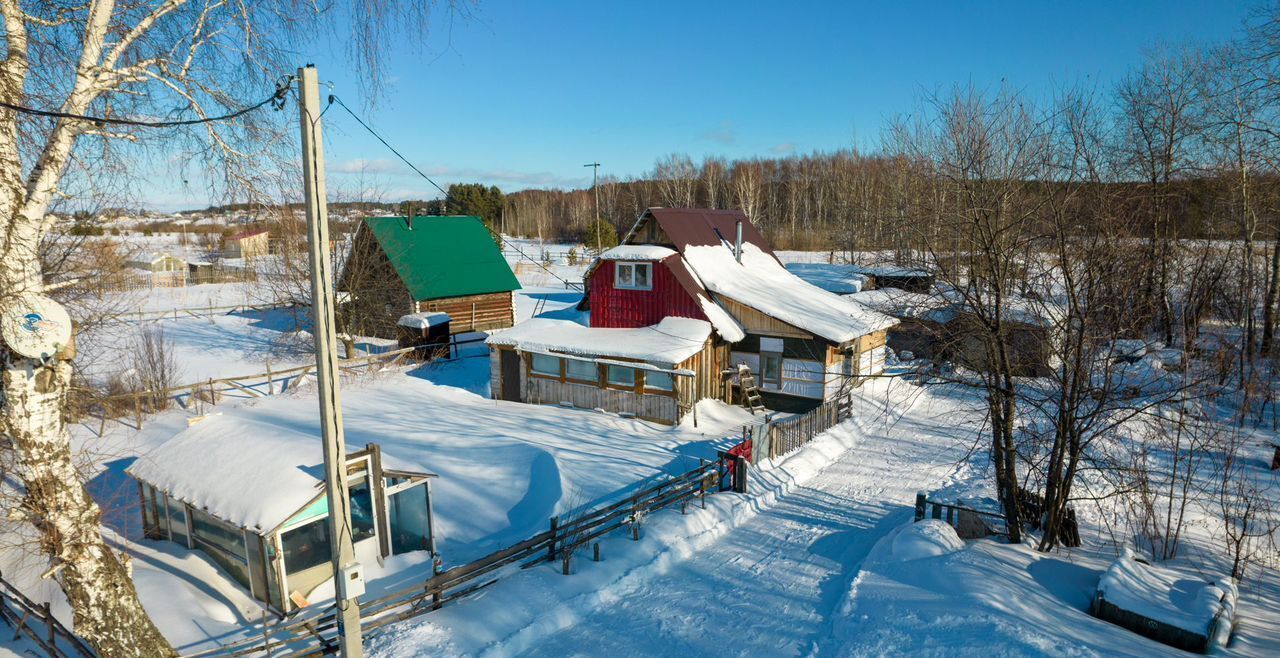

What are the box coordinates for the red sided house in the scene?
[487,208,897,423]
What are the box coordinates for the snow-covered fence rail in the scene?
[94,300,296,324]
[0,572,94,658]
[913,493,1011,538]
[741,393,853,464]
[77,346,426,431]
[181,459,728,657]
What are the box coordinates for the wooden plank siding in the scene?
[487,338,727,425]
[418,291,515,334]
[717,296,812,339]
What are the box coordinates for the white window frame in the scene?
[614,262,653,291]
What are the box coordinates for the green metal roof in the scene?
[364,215,520,300]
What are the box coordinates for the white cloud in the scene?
[770,142,796,154]
[701,120,736,145]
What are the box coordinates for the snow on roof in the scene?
[1098,549,1237,637]
[850,263,933,278]
[398,312,451,329]
[682,243,898,344]
[487,316,712,366]
[598,245,676,261]
[846,288,954,322]
[784,263,870,294]
[126,415,434,532]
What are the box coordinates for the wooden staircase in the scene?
[736,364,766,415]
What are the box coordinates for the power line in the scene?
[0,75,294,128]
[329,94,583,291]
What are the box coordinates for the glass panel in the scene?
[531,353,560,376]
[282,519,332,574]
[166,496,189,547]
[139,483,159,537]
[350,479,376,543]
[616,263,634,287]
[607,365,635,387]
[644,370,673,391]
[246,533,270,604]
[189,508,251,588]
[635,264,651,288]
[565,358,597,382]
[389,485,432,554]
[763,353,782,384]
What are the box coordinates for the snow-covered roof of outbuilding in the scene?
[846,288,954,323]
[487,316,712,366]
[126,415,435,533]
[598,245,676,261]
[398,312,450,329]
[682,242,898,344]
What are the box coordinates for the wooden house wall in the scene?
[588,259,708,329]
[676,339,730,409]
[417,291,514,333]
[718,296,811,339]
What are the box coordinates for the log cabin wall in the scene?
[418,291,515,333]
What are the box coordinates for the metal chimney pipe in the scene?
[734,220,743,263]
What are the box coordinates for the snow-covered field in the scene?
[4,241,1279,657]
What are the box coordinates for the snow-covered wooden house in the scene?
[223,228,269,259]
[127,417,437,613]
[488,208,897,422]
[340,216,520,339]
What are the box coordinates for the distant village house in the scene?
[223,228,269,260]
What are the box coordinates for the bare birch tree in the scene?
[0,2,454,654]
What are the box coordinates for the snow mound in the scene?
[1097,549,1237,641]
[890,519,964,561]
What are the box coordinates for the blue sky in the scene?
[152,0,1257,209]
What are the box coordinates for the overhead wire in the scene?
[0,74,295,127]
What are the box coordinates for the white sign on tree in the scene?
[0,293,72,360]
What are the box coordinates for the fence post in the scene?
[561,553,571,575]
[733,454,748,494]
[630,503,640,540]
[914,492,927,522]
[548,516,559,561]
[134,396,142,430]
[593,543,601,562]
[42,603,53,648]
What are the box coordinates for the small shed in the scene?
[127,252,188,287]
[127,417,437,613]
[224,229,270,259]
[397,312,451,358]
[340,216,520,338]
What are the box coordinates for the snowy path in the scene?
[508,384,975,658]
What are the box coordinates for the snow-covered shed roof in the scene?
[846,288,953,323]
[598,245,676,261]
[126,415,435,533]
[398,312,451,329]
[784,263,870,294]
[487,316,712,366]
[683,242,898,344]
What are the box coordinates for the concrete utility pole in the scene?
[584,162,600,253]
[297,64,364,657]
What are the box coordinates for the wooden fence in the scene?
[0,572,94,658]
[95,301,296,324]
[740,393,854,464]
[182,458,728,657]
[77,336,485,432]
[913,493,1011,538]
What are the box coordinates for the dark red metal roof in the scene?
[643,208,776,259]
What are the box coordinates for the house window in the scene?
[644,370,674,392]
[565,358,598,383]
[614,262,652,290]
[531,354,561,377]
[762,352,782,387]
[607,365,636,387]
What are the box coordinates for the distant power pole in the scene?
[583,162,600,252]
[297,65,363,658]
